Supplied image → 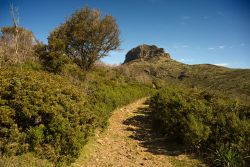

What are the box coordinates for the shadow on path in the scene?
[123,101,205,163]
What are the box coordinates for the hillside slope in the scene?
[122,44,250,101]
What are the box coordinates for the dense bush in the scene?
[88,83,153,128]
[150,86,250,166]
[83,65,154,129]
[35,44,71,73]
[0,69,96,165]
[0,65,154,166]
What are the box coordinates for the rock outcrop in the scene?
[124,44,171,63]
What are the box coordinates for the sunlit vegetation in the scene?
[150,85,250,166]
[0,61,154,167]
[47,7,120,71]
[1,4,250,167]
[0,68,97,165]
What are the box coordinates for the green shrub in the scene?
[87,80,154,129]
[150,86,250,166]
[0,63,154,166]
[213,144,242,167]
[35,44,71,73]
[0,69,96,165]
[65,64,154,130]
[41,51,71,73]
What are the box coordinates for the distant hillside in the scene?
[122,44,250,101]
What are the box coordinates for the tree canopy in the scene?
[48,7,120,71]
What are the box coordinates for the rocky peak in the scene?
[124,44,171,63]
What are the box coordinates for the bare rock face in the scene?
[124,44,171,63]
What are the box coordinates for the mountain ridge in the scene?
[121,44,250,101]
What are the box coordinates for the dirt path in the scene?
[72,98,204,167]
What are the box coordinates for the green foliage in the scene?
[82,64,154,129]
[89,83,153,128]
[183,65,250,102]
[150,86,250,166]
[35,44,71,73]
[0,69,96,165]
[0,64,154,166]
[41,51,71,73]
[213,144,242,167]
[18,60,43,71]
[124,58,250,102]
[48,6,120,71]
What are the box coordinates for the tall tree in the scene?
[48,7,120,71]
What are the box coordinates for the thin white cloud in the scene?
[181,45,189,48]
[217,11,225,16]
[240,43,245,46]
[173,44,189,49]
[218,45,225,49]
[209,45,226,50]
[203,16,210,19]
[178,58,193,63]
[179,22,186,25]
[214,63,229,67]
[181,16,191,20]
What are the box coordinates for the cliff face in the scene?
[124,44,171,63]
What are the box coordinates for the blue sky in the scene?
[1,0,250,68]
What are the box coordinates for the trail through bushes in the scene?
[0,66,154,166]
